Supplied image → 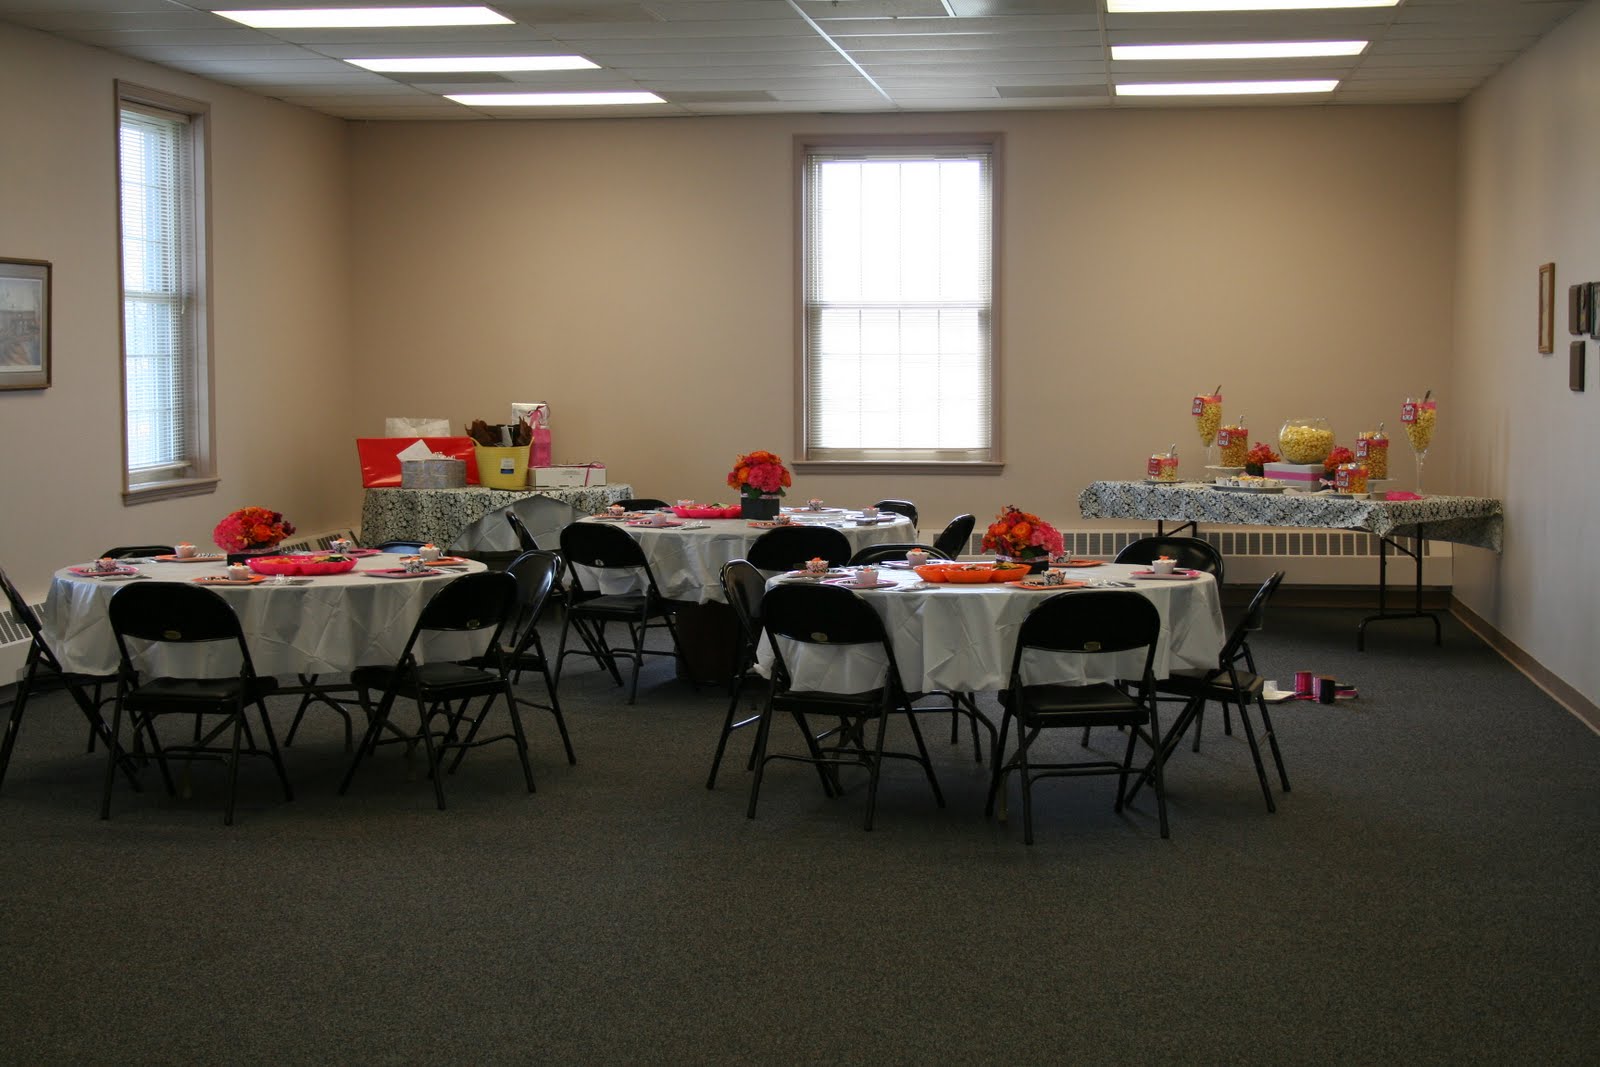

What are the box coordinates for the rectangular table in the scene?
[1077,480,1504,647]
[360,484,634,553]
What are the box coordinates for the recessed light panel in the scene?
[446,92,666,106]
[348,56,599,72]
[1116,79,1339,95]
[217,7,513,29]
[1111,41,1368,61]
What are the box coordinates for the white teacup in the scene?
[329,538,352,554]
[94,557,120,573]
[175,543,197,559]
[419,544,443,561]
[404,558,430,573]
[1151,557,1178,575]
[226,563,250,580]
[648,513,671,527]
[804,558,828,576]
[906,549,929,568]
[807,499,825,511]
[855,566,878,587]
[608,504,626,516]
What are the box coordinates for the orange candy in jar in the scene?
[1335,463,1369,495]
[1217,422,1248,467]
[1355,429,1389,479]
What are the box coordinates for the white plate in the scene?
[1209,483,1286,494]
[822,577,898,590]
[1204,465,1245,474]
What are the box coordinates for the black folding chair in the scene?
[845,542,951,567]
[102,582,292,825]
[469,550,575,766]
[507,511,613,679]
[873,499,919,528]
[986,590,1167,845]
[745,526,852,572]
[0,563,141,794]
[932,514,975,560]
[1129,571,1290,813]
[555,522,682,704]
[1114,535,1225,582]
[615,498,670,511]
[748,583,944,831]
[99,545,177,560]
[339,570,534,809]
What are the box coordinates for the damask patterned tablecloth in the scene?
[1077,481,1504,551]
[361,485,634,551]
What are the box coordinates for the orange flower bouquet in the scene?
[980,505,1065,565]
[213,506,295,554]
[727,449,792,520]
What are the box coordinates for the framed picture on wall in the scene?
[1538,263,1555,353]
[0,258,51,391]
[1590,283,1600,341]
[1571,283,1590,335]
[1572,341,1586,392]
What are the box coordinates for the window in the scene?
[798,137,999,469]
[117,84,214,500]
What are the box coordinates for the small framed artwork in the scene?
[0,257,51,391]
[1572,341,1586,392]
[1539,263,1555,353]
[1572,283,1591,335]
[1590,283,1600,341]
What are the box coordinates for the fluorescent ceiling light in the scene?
[1117,79,1339,95]
[348,56,598,72]
[217,7,512,29]
[447,92,666,106]
[1111,41,1367,61]
[1108,0,1396,11]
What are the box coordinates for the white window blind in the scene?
[119,103,198,485]
[801,143,995,464]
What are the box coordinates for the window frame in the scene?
[792,132,1003,475]
[116,81,217,504]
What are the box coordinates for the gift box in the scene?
[532,463,607,488]
[1262,461,1326,486]
[357,437,480,488]
[401,458,466,489]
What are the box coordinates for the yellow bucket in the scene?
[475,445,531,490]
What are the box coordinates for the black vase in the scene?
[741,495,781,521]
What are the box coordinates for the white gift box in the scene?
[531,463,607,488]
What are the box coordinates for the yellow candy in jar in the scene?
[1403,399,1437,453]
[1356,430,1389,479]
[1336,462,1369,495]
[1217,423,1248,467]
[1278,417,1335,464]
[1192,393,1222,447]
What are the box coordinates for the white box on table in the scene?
[531,464,607,488]
[1262,461,1325,488]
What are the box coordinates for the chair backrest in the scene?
[932,514,975,560]
[1114,536,1225,582]
[1009,590,1161,687]
[761,583,904,694]
[1218,570,1286,669]
[873,499,918,528]
[746,526,852,571]
[505,510,539,552]
[503,549,561,648]
[846,542,951,567]
[616,497,670,511]
[720,559,766,646]
[0,563,53,664]
[99,545,177,560]
[376,540,427,553]
[556,521,670,602]
[107,582,259,678]
[415,570,518,635]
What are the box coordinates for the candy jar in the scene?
[1192,388,1222,465]
[1216,417,1248,468]
[1147,444,1179,482]
[1335,462,1369,496]
[1355,425,1390,480]
[1278,417,1335,464]
[1402,393,1437,494]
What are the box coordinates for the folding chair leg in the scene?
[900,706,945,809]
[222,712,245,826]
[745,693,778,819]
[985,711,1014,819]
[1234,695,1278,813]
[1258,696,1290,793]
[861,705,893,831]
[255,700,293,803]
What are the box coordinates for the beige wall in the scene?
[347,105,1458,537]
[1453,0,1600,704]
[0,21,352,607]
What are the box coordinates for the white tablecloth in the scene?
[42,554,488,678]
[579,513,915,604]
[758,562,1226,694]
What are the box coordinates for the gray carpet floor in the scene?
[1,607,1596,1065]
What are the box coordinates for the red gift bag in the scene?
[356,437,481,488]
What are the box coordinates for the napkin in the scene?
[1383,491,1423,501]
[396,439,444,463]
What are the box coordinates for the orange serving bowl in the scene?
[987,562,1032,582]
[915,563,998,584]
[248,555,357,576]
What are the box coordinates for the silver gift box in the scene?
[401,458,466,489]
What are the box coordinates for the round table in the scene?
[42,553,488,678]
